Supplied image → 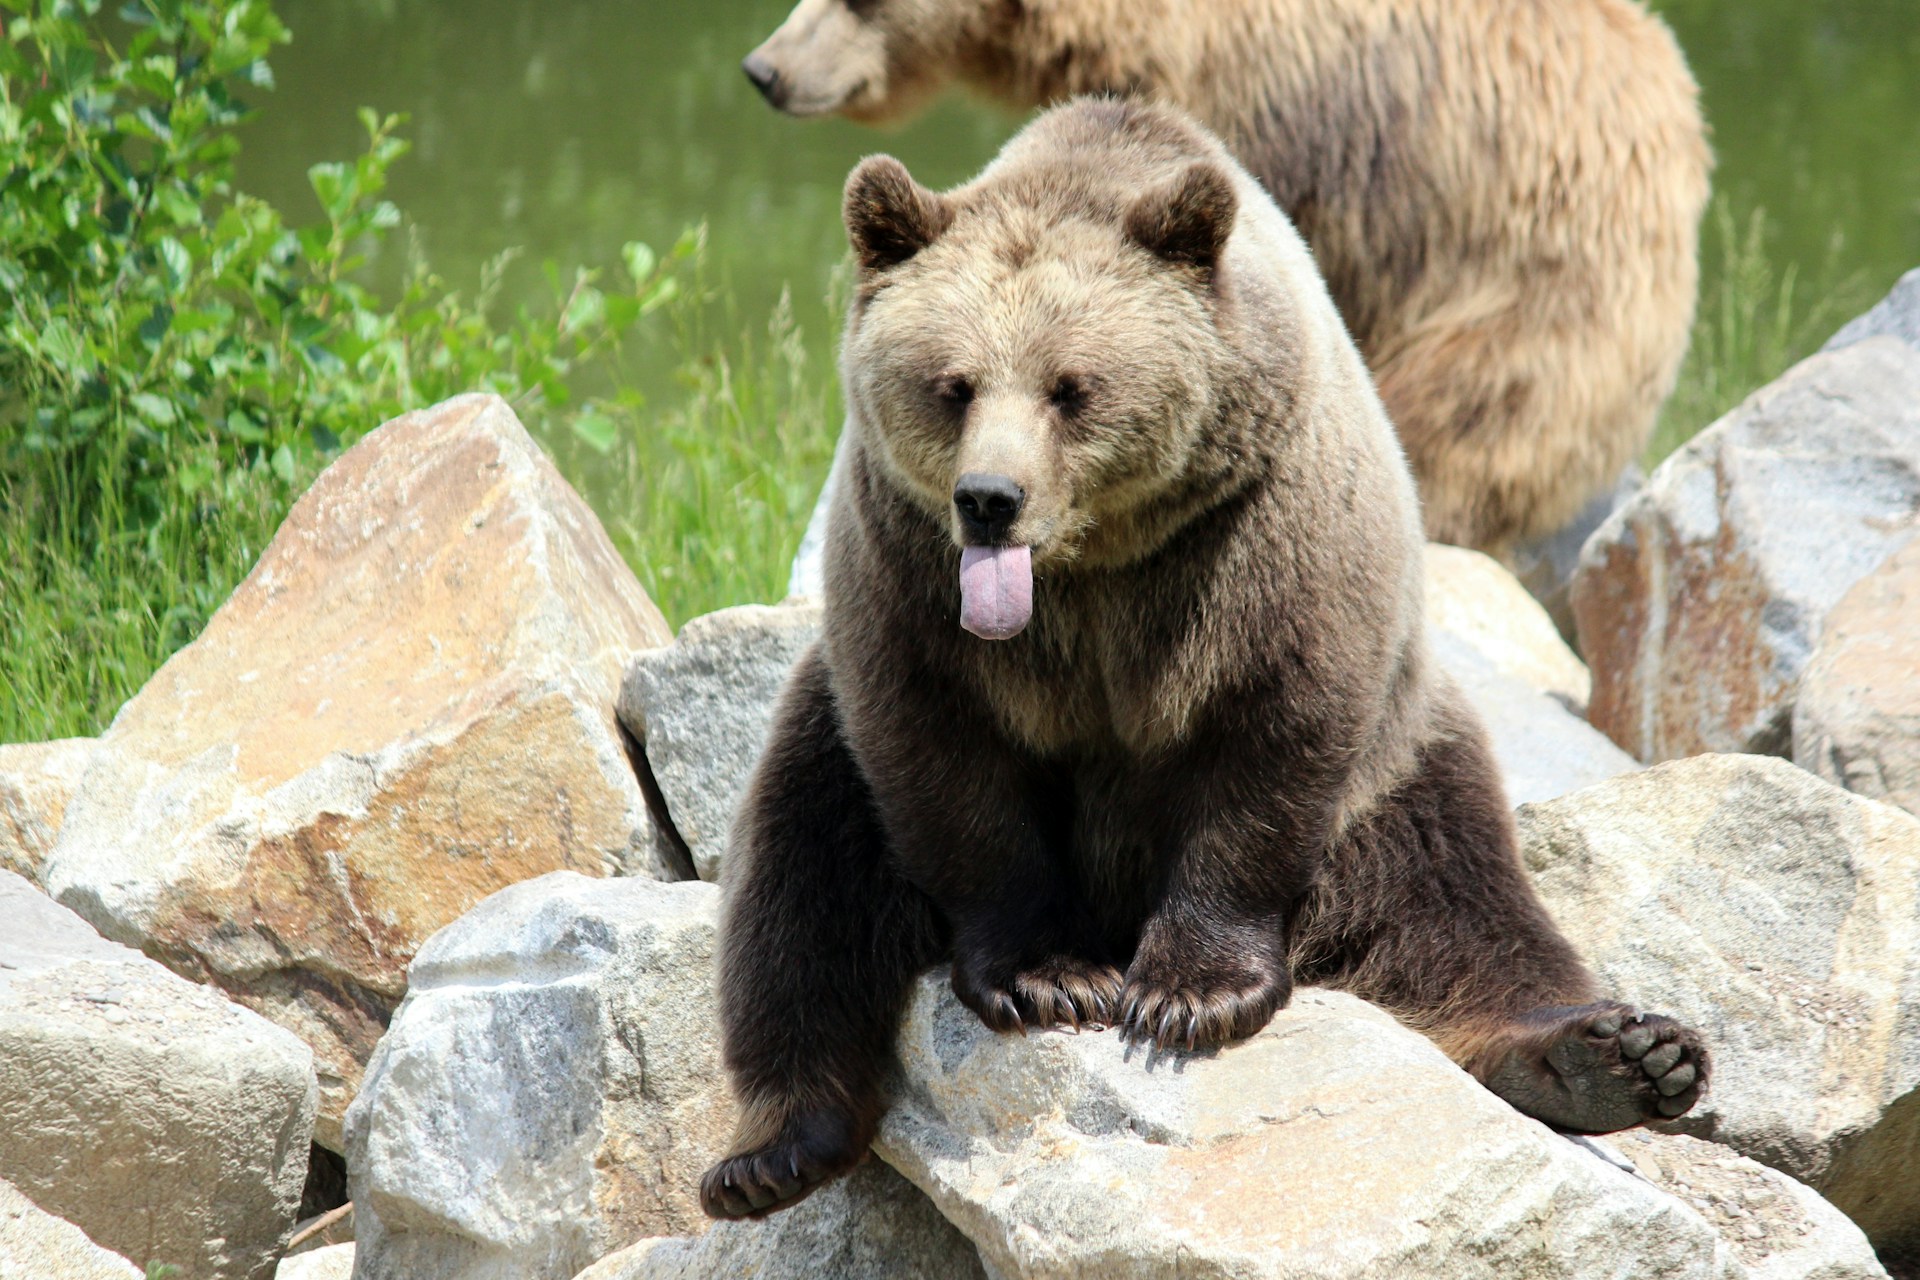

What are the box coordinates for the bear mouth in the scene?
[958,544,1033,640]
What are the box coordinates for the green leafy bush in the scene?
[0,0,739,739]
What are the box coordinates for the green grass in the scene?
[1646,199,1870,465]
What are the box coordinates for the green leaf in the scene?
[157,236,192,286]
[570,406,619,454]
[621,241,656,284]
[130,392,178,425]
[270,444,295,483]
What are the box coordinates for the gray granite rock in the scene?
[876,976,1877,1279]
[0,871,317,1280]
[278,1243,355,1280]
[1519,756,1920,1257]
[572,1161,987,1280]
[1573,337,1920,763]
[346,872,730,1280]
[1432,630,1639,807]
[1825,268,1920,353]
[617,602,823,880]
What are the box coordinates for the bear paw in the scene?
[1482,1003,1710,1133]
[952,955,1125,1033]
[1117,967,1288,1050]
[699,1107,864,1220]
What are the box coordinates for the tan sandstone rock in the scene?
[0,1179,141,1280]
[877,977,1882,1279]
[1572,337,1920,763]
[1794,536,1920,819]
[1519,756,1920,1258]
[0,872,317,1280]
[42,393,674,1148]
[0,738,93,885]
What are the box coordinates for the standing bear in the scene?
[700,98,1708,1220]
[744,0,1711,561]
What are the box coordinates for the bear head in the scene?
[838,117,1255,635]
[741,0,973,123]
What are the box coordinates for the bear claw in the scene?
[953,955,1124,1035]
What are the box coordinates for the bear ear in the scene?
[844,155,954,273]
[1124,163,1237,275]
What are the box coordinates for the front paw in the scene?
[1119,950,1291,1050]
[952,953,1124,1033]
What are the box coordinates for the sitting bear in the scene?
[742,0,1710,561]
[699,98,1707,1220]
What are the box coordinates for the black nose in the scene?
[953,473,1027,542]
[742,53,781,103]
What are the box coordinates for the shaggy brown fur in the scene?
[743,0,1711,559]
[699,100,1707,1221]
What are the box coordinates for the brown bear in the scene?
[743,0,1711,562]
[699,98,1708,1220]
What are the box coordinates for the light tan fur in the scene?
[749,0,1712,557]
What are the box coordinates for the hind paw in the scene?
[1482,1002,1710,1133]
[699,1107,864,1220]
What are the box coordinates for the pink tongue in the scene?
[959,545,1033,640]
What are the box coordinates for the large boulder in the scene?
[877,977,1884,1279]
[42,394,676,1147]
[0,1179,141,1280]
[1793,536,1920,819]
[1571,337,1920,762]
[0,738,93,884]
[1518,755,1920,1257]
[573,1161,987,1280]
[346,872,731,1280]
[617,603,821,880]
[0,871,317,1280]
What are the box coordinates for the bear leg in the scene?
[700,648,944,1219]
[1299,697,1710,1131]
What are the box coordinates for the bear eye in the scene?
[933,375,974,408]
[1049,375,1090,415]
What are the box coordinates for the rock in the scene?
[0,738,93,885]
[1518,755,1920,1257]
[277,1243,355,1280]
[0,870,318,1280]
[786,426,850,601]
[618,602,822,880]
[0,1178,142,1280]
[1424,544,1592,711]
[42,393,676,1148]
[1794,537,1920,819]
[1432,631,1639,806]
[572,1161,987,1280]
[346,872,730,1280]
[1572,338,1920,763]
[1601,1131,1891,1280]
[1826,268,1920,353]
[878,975,1855,1279]
[1510,465,1644,643]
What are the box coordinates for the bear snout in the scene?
[741,52,784,107]
[953,473,1028,544]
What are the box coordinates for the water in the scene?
[239,0,1920,412]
